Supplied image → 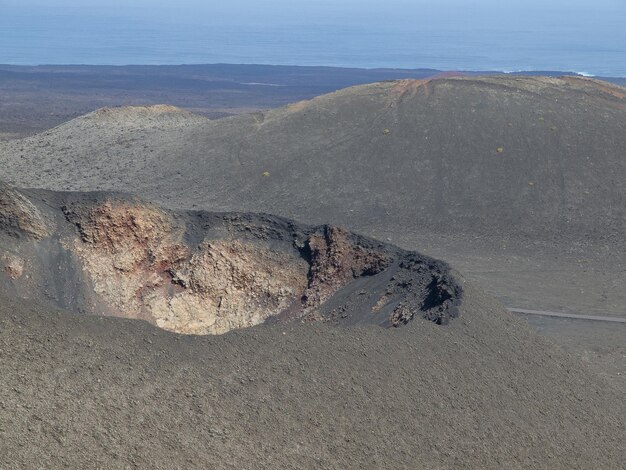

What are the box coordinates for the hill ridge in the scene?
[1,75,624,316]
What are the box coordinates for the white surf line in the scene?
[239,82,286,87]
[507,307,626,323]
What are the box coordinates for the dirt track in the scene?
[508,307,626,323]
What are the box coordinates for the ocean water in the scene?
[1,2,625,77]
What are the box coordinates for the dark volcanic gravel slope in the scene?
[1,285,624,469]
[0,64,443,139]
[2,75,624,317]
[1,76,624,244]
[0,183,623,468]
[1,64,623,141]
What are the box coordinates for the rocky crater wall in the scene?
[0,183,462,334]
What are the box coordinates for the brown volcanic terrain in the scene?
[1,181,622,468]
[1,75,624,317]
[1,74,625,468]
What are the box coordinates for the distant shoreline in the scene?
[1,62,625,78]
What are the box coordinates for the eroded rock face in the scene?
[303,226,391,306]
[1,184,463,334]
[60,200,312,334]
[154,240,309,334]
[64,200,189,322]
[0,182,49,239]
[1,253,25,280]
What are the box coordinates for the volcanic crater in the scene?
[0,182,462,335]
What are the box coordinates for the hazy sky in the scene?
[4,0,625,18]
[4,0,624,37]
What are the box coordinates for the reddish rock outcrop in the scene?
[1,185,463,335]
[302,226,390,306]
